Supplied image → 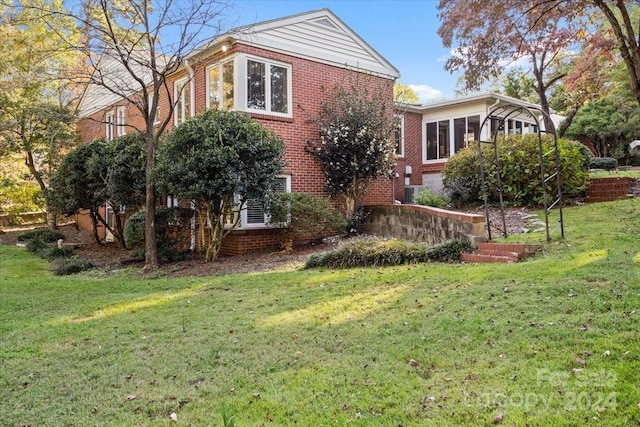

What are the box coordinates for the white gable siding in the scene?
[232,11,399,78]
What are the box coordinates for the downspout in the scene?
[184,59,197,252]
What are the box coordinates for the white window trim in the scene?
[422,119,451,163]
[116,106,126,136]
[236,175,291,230]
[206,57,236,110]
[105,110,114,141]
[241,54,292,118]
[395,114,405,158]
[174,77,191,126]
[167,196,179,208]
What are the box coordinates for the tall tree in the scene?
[307,75,396,223]
[393,82,420,105]
[36,0,234,268]
[0,0,80,228]
[535,1,640,108]
[437,0,581,131]
[154,109,285,262]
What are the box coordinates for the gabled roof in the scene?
[77,52,172,118]
[78,8,399,118]
[223,8,400,79]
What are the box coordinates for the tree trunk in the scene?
[24,150,57,229]
[144,134,158,269]
[557,106,579,138]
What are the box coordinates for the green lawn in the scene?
[1,199,639,426]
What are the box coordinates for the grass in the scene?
[1,199,639,426]
[589,169,640,179]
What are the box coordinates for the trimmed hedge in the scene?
[305,238,471,269]
[413,188,449,208]
[589,157,618,171]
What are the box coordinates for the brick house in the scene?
[76,8,400,255]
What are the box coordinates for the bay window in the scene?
[246,58,290,116]
[207,60,234,110]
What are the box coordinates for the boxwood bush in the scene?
[442,134,589,206]
[124,207,191,262]
[267,193,346,250]
[17,228,64,243]
[589,157,618,171]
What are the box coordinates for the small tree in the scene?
[154,109,286,262]
[49,134,146,246]
[307,75,397,222]
[48,139,110,244]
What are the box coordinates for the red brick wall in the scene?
[394,110,424,202]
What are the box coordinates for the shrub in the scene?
[425,239,473,262]
[25,237,51,257]
[17,228,64,243]
[268,193,346,250]
[305,237,471,269]
[43,246,75,260]
[442,134,589,206]
[124,208,190,262]
[589,157,618,171]
[413,188,449,208]
[51,258,93,275]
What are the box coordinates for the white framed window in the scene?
[245,57,291,116]
[167,196,179,208]
[395,115,405,158]
[239,176,291,229]
[453,115,480,154]
[206,59,235,110]
[105,111,114,140]
[116,106,126,136]
[174,78,191,125]
[424,120,450,161]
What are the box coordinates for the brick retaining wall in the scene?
[585,177,636,203]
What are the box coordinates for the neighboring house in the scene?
[75,9,400,254]
[395,92,563,202]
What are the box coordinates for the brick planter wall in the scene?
[362,204,487,247]
[585,177,636,203]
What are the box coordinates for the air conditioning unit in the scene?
[404,186,426,204]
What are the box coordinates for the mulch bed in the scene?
[0,206,542,277]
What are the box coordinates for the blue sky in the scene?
[230,0,460,102]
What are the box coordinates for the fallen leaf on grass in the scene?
[578,325,588,331]
[169,412,178,422]
[126,394,139,401]
[494,412,504,423]
[574,356,587,365]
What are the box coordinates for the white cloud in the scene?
[409,84,443,103]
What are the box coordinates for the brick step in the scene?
[461,253,518,263]
[462,242,541,264]
[476,242,541,254]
